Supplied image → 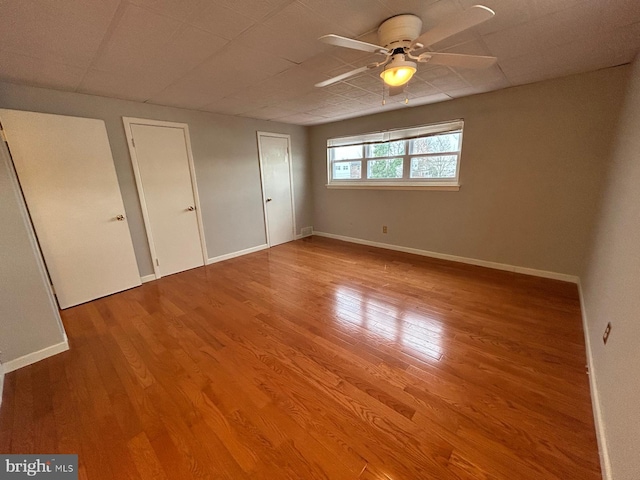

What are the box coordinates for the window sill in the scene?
[326,183,460,191]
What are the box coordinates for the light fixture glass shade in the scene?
[380,60,417,87]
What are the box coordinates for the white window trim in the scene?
[326,119,464,189]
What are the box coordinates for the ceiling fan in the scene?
[315,5,498,95]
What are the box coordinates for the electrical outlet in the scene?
[603,322,612,344]
[382,225,388,234]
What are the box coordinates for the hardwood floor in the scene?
[0,237,600,479]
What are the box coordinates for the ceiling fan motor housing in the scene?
[377,14,423,49]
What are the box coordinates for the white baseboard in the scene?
[578,281,611,480]
[312,231,579,283]
[2,339,70,374]
[207,244,269,265]
[140,274,156,284]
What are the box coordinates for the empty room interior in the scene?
[0,0,639,478]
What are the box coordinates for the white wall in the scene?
[309,66,629,277]
[581,57,640,480]
[0,82,313,277]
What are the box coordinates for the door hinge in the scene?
[156,258,159,266]
[0,123,6,143]
[131,137,136,148]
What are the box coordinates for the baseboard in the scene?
[0,366,4,411]
[578,281,612,480]
[2,339,70,374]
[140,274,156,284]
[312,231,579,283]
[207,244,269,265]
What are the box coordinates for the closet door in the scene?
[123,119,206,278]
[0,109,141,309]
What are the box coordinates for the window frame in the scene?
[326,120,464,190]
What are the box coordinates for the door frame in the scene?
[123,117,208,279]
[256,132,296,247]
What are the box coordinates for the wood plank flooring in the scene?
[0,237,601,479]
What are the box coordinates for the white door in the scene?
[124,120,206,278]
[258,133,295,247]
[0,109,141,309]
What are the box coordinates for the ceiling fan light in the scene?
[380,60,417,87]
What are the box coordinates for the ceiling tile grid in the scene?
[0,0,639,125]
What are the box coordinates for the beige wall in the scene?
[0,140,66,364]
[0,82,313,277]
[581,57,640,480]
[309,66,630,276]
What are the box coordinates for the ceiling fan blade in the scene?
[421,52,497,69]
[411,5,495,48]
[319,34,387,53]
[315,65,374,88]
[388,85,406,97]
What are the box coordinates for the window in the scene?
[327,120,464,189]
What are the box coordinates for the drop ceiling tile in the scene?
[307,104,352,117]
[458,0,531,35]
[528,0,589,18]
[299,0,394,36]
[300,54,349,73]
[158,25,229,74]
[240,105,297,120]
[269,97,310,113]
[187,3,256,40]
[0,0,120,68]
[499,22,639,85]
[323,82,363,95]
[209,0,295,21]
[418,67,470,90]
[149,72,252,109]
[234,24,325,64]
[94,3,183,72]
[339,87,369,99]
[147,48,292,108]
[262,1,354,39]
[456,64,510,87]
[442,39,493,56]
[199,98,257,116]
[273,113,327,125]
[224,49,297,79]
[127,0,206,21]
[78,67,178,103]
[0,50,85,91]
[419,1,465,33]
[377,0,441,18]
[483,0,640,61]
[405,80,441,96]
[345,73,382,90]
[206,92,276,113]
[415,65,455,82]
[294,91,347,106]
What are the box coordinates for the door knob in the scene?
[266,198,272,202]
[116,215,125,221]
[187,206,195,211]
